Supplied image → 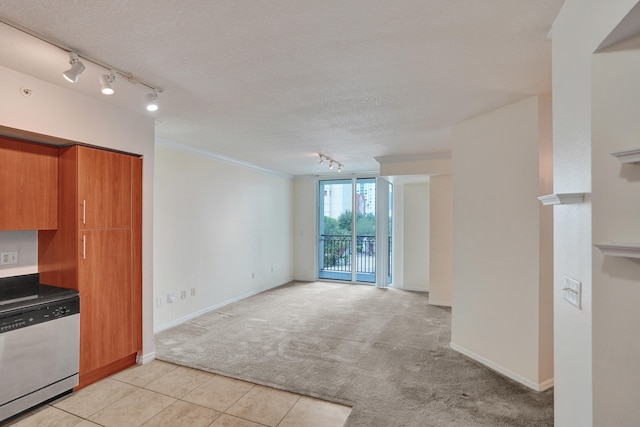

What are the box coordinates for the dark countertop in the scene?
[0,273,79,316]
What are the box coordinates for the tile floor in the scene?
[4,360,351,427]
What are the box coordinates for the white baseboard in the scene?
[396,286,429,292]
[137,352,156,365]
[450,342,554,392]
[154,281,287,334]
[428,299,451,307]
[538,377,555,392]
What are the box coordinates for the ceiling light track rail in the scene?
[318,153,343,172]
[0,16,163,96]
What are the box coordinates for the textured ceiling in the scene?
[0,1,564,176]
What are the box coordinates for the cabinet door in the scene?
[77,147,131,229]
[0,138,58,230]
[78,229,133,374]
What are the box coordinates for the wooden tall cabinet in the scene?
[39,145,142,389]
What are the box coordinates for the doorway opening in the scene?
[318,177,391,285]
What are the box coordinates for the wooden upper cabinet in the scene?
[77,146,132,229]
[0,138,58,230]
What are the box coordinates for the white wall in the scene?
[592,48,640,426]
[391,183,405,288]
[538,95,555,392]
[377,154,451,177]
[428,174,452,306]
[0,64,156,359]
[153,141,294,330]
[401,183,429,291]
[451,95,553,391]
[551,1,639,425]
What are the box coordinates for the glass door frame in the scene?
[317,178,354,282]
[316,175,391,287]
[376,177,391,287]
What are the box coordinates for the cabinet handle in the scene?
[82,200,86,225]
[82,235,86,260]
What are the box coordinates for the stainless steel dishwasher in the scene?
[0,277,80,423]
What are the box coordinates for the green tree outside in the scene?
[324,211,375,236]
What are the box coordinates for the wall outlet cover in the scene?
[0,252,18,265]
[562,275,582,309]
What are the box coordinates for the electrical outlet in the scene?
[167,292,176,303]
[180,290,187,299]
[191,288,196,297]
[156,297,163,307]
[0,252,18,265]
[563,275,582,309]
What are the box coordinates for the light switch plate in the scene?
[563,275,582,309]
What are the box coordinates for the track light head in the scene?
[99,73,116,95]
[146,92,159,112]
[317,153,343,172]
[63,52,85,83]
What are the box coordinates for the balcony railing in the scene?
[320,234,375,274]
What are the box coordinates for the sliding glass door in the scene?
[318,177,389,285]
[354,178,376,282]
[318,179,353,281]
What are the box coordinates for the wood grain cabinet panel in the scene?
[77,147,131,229]
[78,229,133,374]
[0,138,58,230]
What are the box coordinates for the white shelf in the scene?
[594,243,640,259]
[537,193,586,206]
[611,148,640,164]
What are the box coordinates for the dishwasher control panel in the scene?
[0,297,80,333]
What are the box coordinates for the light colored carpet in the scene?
[155,281,553,426]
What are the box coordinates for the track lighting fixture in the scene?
[146,92,159,112]
[62,52,86,83]
[99,73,116,95]
[1,18,164,112]
[317,153,343,172]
